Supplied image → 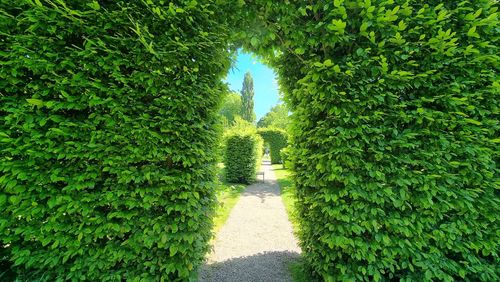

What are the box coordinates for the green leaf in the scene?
[398,20,407,31]
[328,19,347,34]
[26,98,44,107]
[295,48,305,55]
[250,37,259,47]
[459,269,466,278]
[425,270,433,280]
[41,238,51,247]
[467,26,479,38]
[464,118,482,125]
[51,240,59,249]
[88,1,100,10]
[170,245,178,256]
[9,195,20,205]
[171,223,178,233]
[360,22,369,33]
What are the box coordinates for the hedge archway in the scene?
[257,128,288,164]
[1,1,498,281]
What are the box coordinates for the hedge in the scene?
[0,1,233,280]
[257,128,288,164]
[280,147,291,169]
[224,131,263,184]
[2,0,498,281]
[242,1,499,281]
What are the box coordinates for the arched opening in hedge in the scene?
[1,1,497,281]
[257,128,288,164]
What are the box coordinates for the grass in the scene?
[272,164,300,234]
[211,168,246,234]
[288,258,314,282]
[272,164,319,282]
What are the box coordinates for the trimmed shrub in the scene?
[225,131,263,184]
[257,128,288,164]
[243,1,499,281]
[0,1,232,280]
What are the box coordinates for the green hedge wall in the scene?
[280,147,291,169]
[243,1,499,281]
[0,1,232,280]
[224,132,263,184]
[257,128,288,164]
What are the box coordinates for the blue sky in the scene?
[224,50,280,121]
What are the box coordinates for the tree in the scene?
[219,91,242,127]
[257,103,289,130]
[240,71,255,123]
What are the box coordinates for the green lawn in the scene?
[272,164,319,282]
[212,168,246,234]
[272,164,300,234]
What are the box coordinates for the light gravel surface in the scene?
[199,161,301,282]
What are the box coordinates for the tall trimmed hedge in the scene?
[0,1,233,280]
[257,128,288,164]
[224,132,263,184]
[243,1,499,281]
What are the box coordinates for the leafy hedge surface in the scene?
[224,132,263,184]
[257,128,288,164]
[0,1,232,280]
[280,147,291,169]
[243,1,499,281]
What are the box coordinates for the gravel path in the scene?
[199,161,301,282]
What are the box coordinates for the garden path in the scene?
[199,160,301,282]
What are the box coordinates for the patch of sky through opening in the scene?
[224,50,281,121]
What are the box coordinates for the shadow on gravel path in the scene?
[199,251,300,282]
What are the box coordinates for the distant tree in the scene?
[219,91,242,127]
[257,104,289,130]
[240,72,255,123]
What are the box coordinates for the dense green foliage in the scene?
[240,71,256,123]
[224,130,263,184]
[219,91,242,128]
[257,104,290,130]
[242,0,499,281]
[2,0,498,280]
[0,1,233,280]
[280,147,291,169]
[257,128,288,164]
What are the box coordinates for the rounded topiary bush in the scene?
[257,128,288,164]
[224,132,263,184]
